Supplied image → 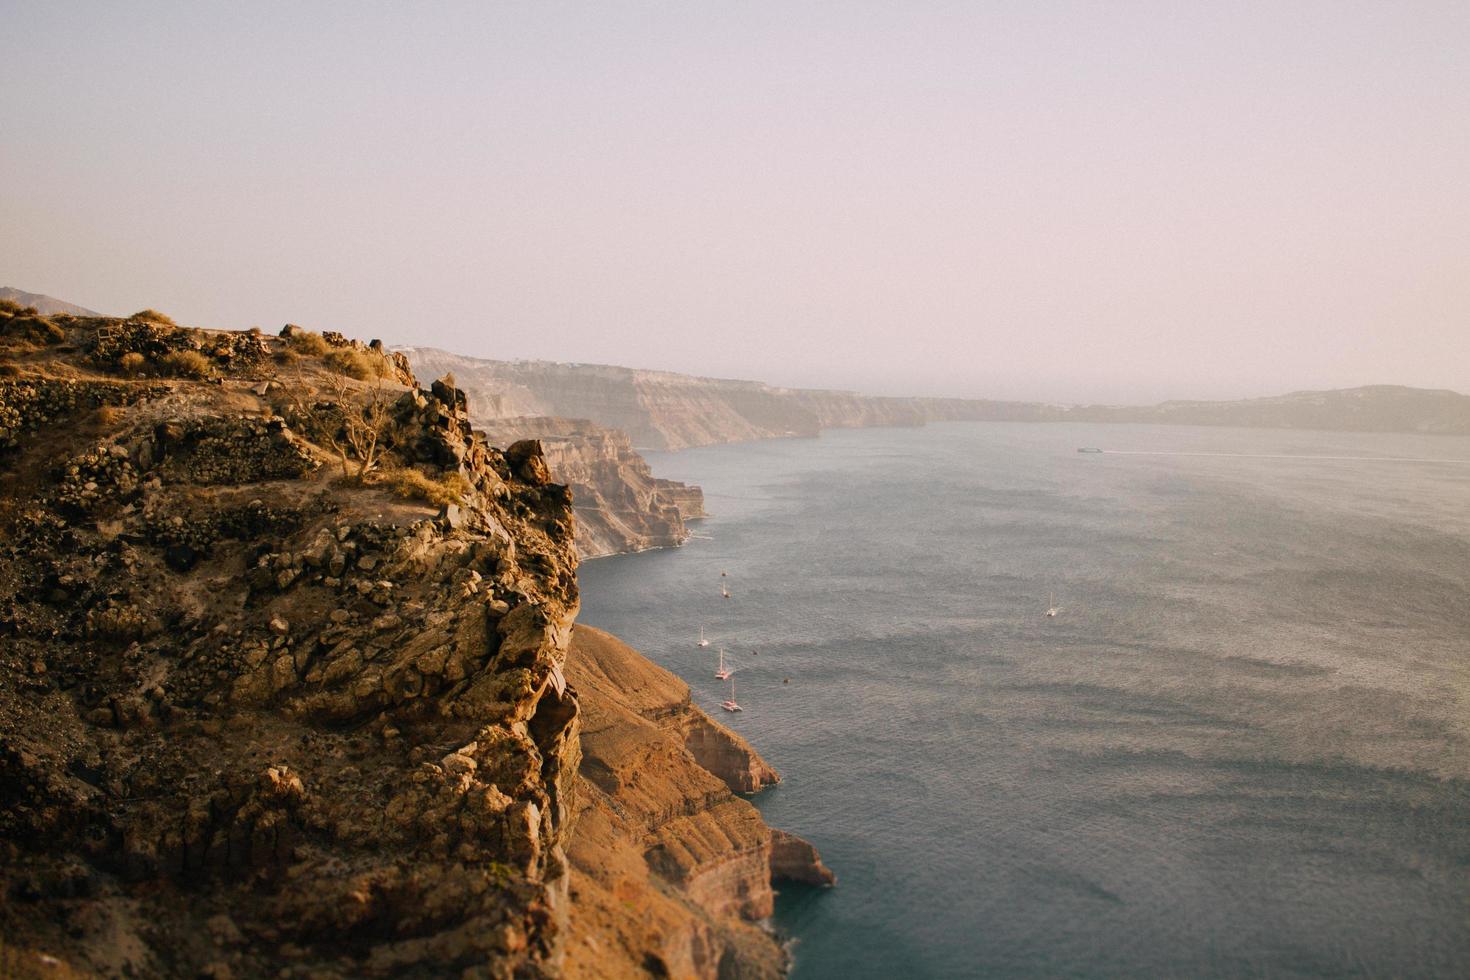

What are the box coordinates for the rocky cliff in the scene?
[562,626,831,980]
[404,347,1470,444]
[476,416,705,560]
[400,349,1060,449]
[401,349,840,450]
[0,309,824,978]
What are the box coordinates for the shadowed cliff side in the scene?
[562,626,832,980]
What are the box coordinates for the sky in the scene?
[2,2,1467,403]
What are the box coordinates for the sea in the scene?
[575,422,1470,979]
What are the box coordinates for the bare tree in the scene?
[284,363,395,481]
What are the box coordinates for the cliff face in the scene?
[0,309,830,979]
[477,416,705,560]
[404,348,1470,444]
[561,626,831,980]
[403,349,830,450]
[401,349,1061,450]
[0,313,586,977]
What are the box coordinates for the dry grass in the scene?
[1,313,65,345]
[159,349,212,379]
[94,405,126,426]
[375,467,473,507]
[324,347,387,381]
[118,351,146,376]
[130,308,176,326]
[287,331,330,356]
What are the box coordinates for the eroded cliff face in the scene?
[477,416,705,560]
[399,348,1056,452]
[400,350,832,451]
[561,627,832,980]
[0,314,584,977]
[404,347,1470,442]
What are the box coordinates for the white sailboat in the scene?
[697,625,710,648]
[721,675,742,712]
[1046,593,1060,618]
[721,582,731,599]
[715,648,732,680]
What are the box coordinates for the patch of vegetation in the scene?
[324,346,387,381]
[287,330,330,356]
[118,351,147,376]
[282,371,394,481]
[376,467,473,507]
[159,349,212,379]
[130,308,176,326]
[0,300,65,345]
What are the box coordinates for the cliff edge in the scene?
[0,306,829,978]
[562,626,832,980]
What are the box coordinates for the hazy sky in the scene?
[3,2,1467,402]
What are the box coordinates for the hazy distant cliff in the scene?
[403,348,944,450]
[405,348,1470,444]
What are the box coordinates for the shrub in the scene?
[94,405,125,426]
[131,309,176,326]
[159,349,212,379]
[0,299,38,316]
[0,314,64,345]
[377,467,473,507]
[118,351,147,376]
[324,347,386,381]
[288,331,329,356]
[274,348,299,366]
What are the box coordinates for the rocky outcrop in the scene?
[682,710,780,794]
[0,311,831,979]
[562,626,830,980]
[477,416,706,560]
[769,830,836,887]
[0,314,584,977]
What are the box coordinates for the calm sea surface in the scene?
[575,422,1470,979]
